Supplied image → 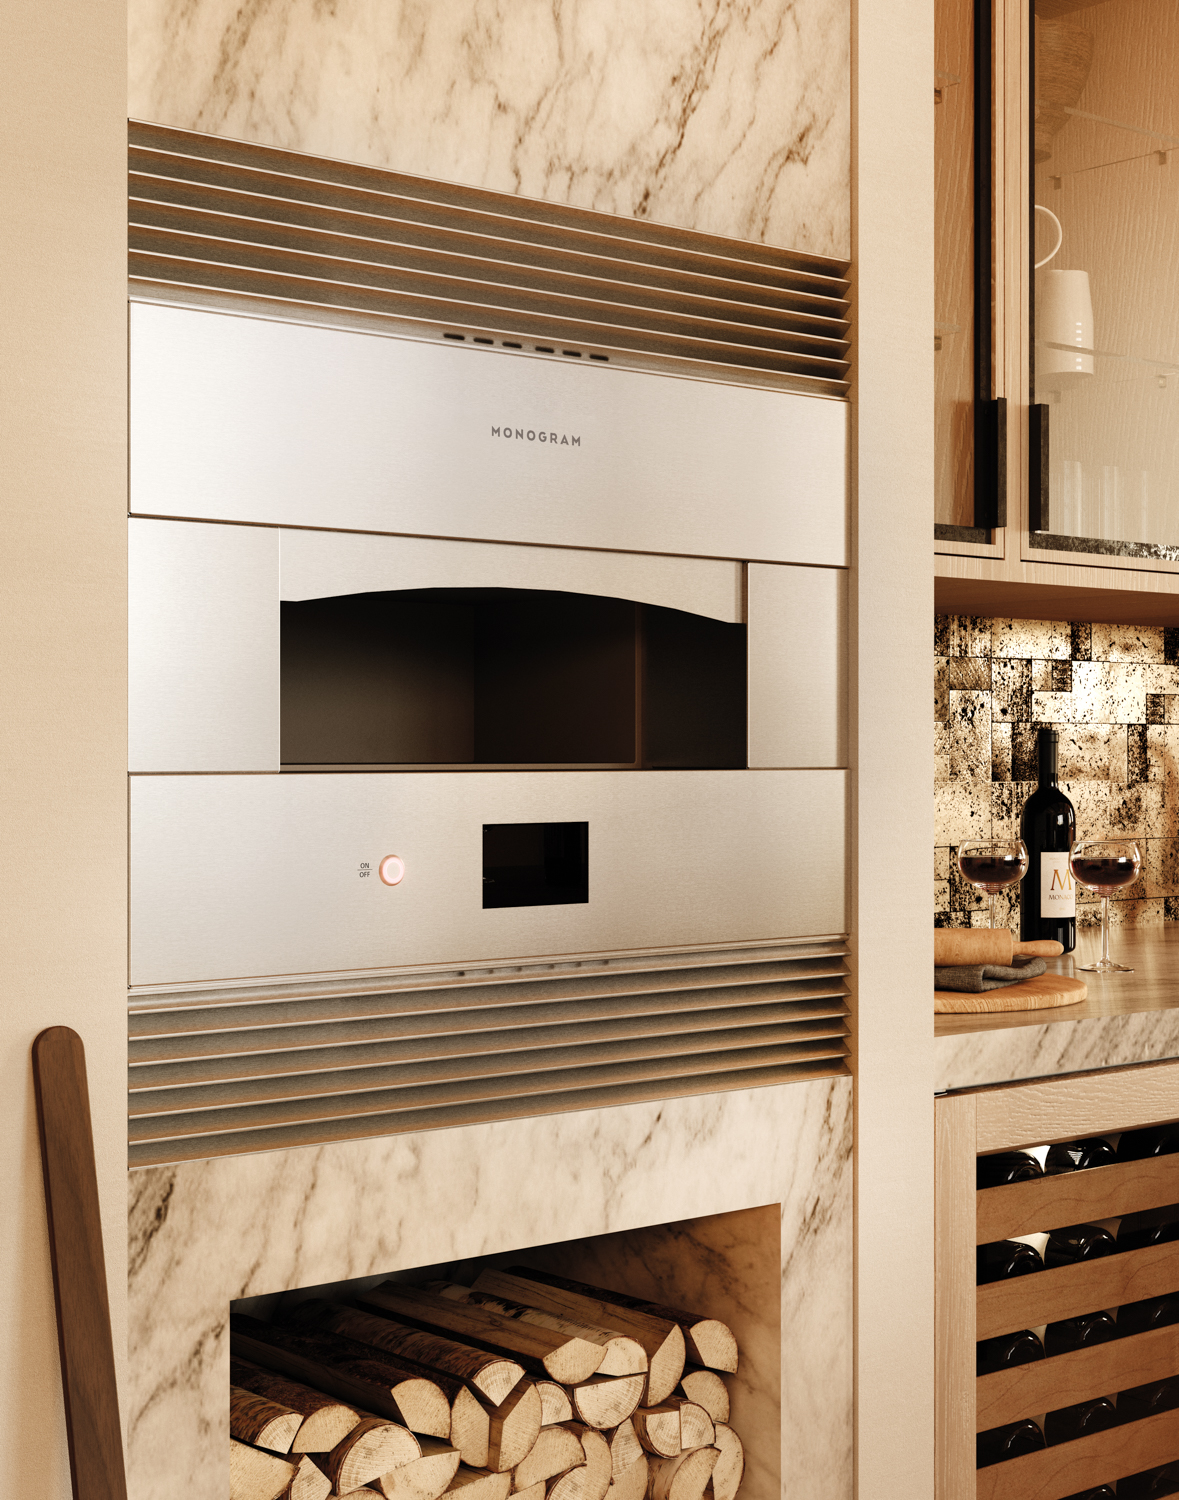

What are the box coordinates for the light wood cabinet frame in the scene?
[935,1058,1179,1500]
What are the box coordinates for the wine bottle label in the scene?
[1040,853,1076,918]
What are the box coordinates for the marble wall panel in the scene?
[934,614,1179,929]
[128,0,850,256]
[127,1078,852,1500]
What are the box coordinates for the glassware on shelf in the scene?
[957,839,1029,929]
[1068,838,1142,973]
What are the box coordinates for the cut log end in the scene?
[570,1374,646,1431]
[231,1386,303,1455]
[596,1338,649,1379]
[376,1439,462,1500]
[487,1378,543,1472]
[633,1407,681,1459]
[323,1417,421,1494]
[290,1453,333,1500]
[537,1382,574,1427]
[563,1422,611,1500]
[605,1457,649,1500]
[230,1438,297,1500]
[676,1372,728,1426]
[709,1426,743,1500]
[646,1327,687,1408]
[230,1356,362,1454]
[684,1325,737,1377]
[512,1425,585,1490]
[646,1448,718,1500]
[607,1419,644,1481]
[451,1386,492,1470]
[445,1464,513,1500]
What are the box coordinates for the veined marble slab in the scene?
[936,1006,1179,1092]
[127,1078,851,1500]
[128,0,850,257]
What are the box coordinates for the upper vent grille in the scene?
[128,938,849,1166]
[128,120,850,397]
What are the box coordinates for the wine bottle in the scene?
[1118,1206,1179,1253]
[1045,1309,1117,1355]
[1044,1137,1117,1173]
[977,1151,1044,1188]
[1019,728,1076,951]
[1117,1123,1179,1161]
[1044,1396,1118,1446]
[976,1329,1044,1376]
[1043,1223,1117,1268]
[1117,1293,1179,1338]
[976,1418,1045,1468]
[1118,1378,1179,1423]
[977,1239,1044,1284]
[1118,1464,1179,1500]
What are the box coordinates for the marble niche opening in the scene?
[231,1206,779,1500]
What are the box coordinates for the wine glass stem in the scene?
[989,891,997,929]
[1101,895,1111,966]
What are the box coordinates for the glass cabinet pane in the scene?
[935,0,980,532]
[1032,0,1179,557]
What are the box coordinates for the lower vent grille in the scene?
[128,120,850,397]
[128,939,849,1165]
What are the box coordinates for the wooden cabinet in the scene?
[935,1058,1179,1499]
[934,0,1179,622]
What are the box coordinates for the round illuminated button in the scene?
[378,855,406,886]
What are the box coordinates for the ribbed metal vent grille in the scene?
[128,120,850,397]
[128,939,849,1165]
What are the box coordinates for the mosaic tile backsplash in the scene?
[935,615,1179,931]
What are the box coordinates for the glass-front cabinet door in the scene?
[1030,0,1179,564]
[935,0,1005,544]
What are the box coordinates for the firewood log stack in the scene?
[228,1269,745,1500]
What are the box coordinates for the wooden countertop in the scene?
[934,927,1179,1092]
[935,927,1179,1039]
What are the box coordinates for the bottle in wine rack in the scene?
[976,1329,1044,1376]
[1043,1223,1117,1268]
[1117,1293,1179,1338]
[1117,1378,1179,1423]
[976,1419,1045,1468]
[1117,1206,1179,1253]
[976,1151,1044,1188]
[1044,1137,1117,1173]
[1044,1396,1118,1446]
[1118,1463,1179,1500]
[977,1240,1044,1284]
[1117,1123,1179,1161]
[1019,728,1076,951]
[1044,1310,1117,1355]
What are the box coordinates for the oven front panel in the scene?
[130,304,847,567]
[130,769,846,986]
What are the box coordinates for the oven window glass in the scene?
[280,587,747,770]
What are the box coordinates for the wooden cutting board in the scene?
[934,973,1087,1013]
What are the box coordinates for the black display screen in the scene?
[482,821,589,908]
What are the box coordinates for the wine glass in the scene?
[957,839,1030,929]
[1069,838,1142,973]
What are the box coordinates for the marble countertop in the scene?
[935,928,1179,1092]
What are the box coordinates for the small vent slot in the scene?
[128,938,850,1165]
[128,120,849,397]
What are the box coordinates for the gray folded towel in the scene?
[934,954,1048,993]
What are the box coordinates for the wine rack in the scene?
[935,1059,1179,1500]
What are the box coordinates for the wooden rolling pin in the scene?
[933,930,1063,967]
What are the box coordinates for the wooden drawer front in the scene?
[935,1061,1179,1500]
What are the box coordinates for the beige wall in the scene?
[0,0,128,1493]
[852,0,936,1496]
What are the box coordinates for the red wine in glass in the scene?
[1069,857,1138,896]
[958,841,1030,928]
[1069,839,1142,973]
